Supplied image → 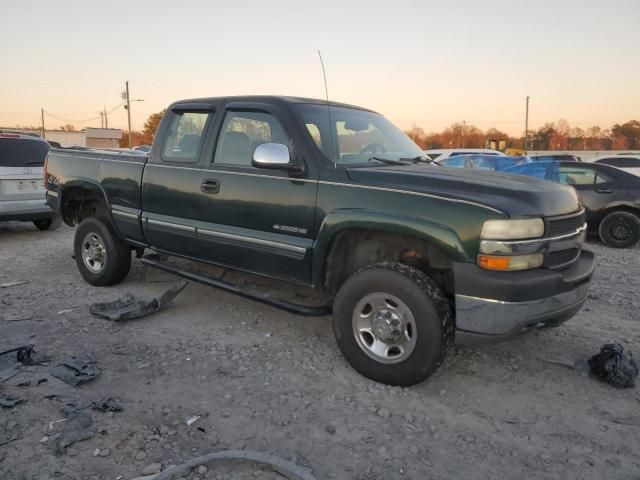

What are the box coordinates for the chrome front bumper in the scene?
[454,280,590,345]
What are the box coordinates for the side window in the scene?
[443,157,464,167]
[162,111,210,163]
[305,123,322,149]
[214,111,287,167]
[595,170,613,184]
[557,166,597,185]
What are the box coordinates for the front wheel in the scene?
[332,262,453,386]
[74,217,131,286]
[598,211,640,248]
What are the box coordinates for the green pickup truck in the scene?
[45,96,594,386]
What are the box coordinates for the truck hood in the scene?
[346,164,581,217]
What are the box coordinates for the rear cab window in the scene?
[161,111,211,163]
[0,137,50,167]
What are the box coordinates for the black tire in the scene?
[74,217,131,286]
[598,211,640,248]
[33,216,62,231]
[332,262,454,386]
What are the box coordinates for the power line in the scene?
[44,103,123,125]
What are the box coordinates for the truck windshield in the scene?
[294,104,426,166]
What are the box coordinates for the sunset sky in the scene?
[1,0,638,135]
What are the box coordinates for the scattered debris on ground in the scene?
[0,394,24,408]
[0,344,36,365]
[55,410,95,453]
[92,397,123,412]
[49,353,100,386]
[89,280,188,321]
[589,343,638,388]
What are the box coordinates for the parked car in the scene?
[45,95,593,386]
[438,153,531,171]
[505,161,640,248]
[0,133,60,230]
[423,148,505,161]
[593,154,640,176]
[530,154,581,162]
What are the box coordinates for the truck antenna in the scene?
[317,49,337,168]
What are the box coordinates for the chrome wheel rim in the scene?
[352,292,417,364]
[81,232,107,273]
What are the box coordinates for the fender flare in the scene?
[311,209,469,287]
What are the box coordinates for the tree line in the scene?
[406,119,640,151]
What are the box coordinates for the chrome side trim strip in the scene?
[198,228,307,255]
[111,209,138,220]
[147,218,195,233]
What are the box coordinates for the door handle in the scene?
[201,179,220,194]
[595,188,613,194]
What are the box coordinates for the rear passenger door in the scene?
[555,164,618,218]
[195,105,318,283]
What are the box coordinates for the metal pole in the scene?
[524,96,530,153]
[41,108,45,139]
[104,106,108,128]
[126,81,132,147]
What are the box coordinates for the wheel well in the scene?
[324,229,454,298]
[60,187,109,225]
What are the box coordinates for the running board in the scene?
[140,255,332,317]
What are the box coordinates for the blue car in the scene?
[438,154,531,171]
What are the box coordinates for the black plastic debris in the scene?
[55,410,94,452]
[50,353,101,386]
[92,397,123,412]
[0,395,24,408]
[0,344,35,365]
[589,343,639,389]
[89,280,188,321]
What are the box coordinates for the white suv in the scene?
[0,133,60,230]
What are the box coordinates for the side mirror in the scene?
[252,143,301,172]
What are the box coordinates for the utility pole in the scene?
[461,120,466,148]
[524,96,530,153]
[99,111,104,128]
[41,108,46,139]
[104,106,108,128]
[124,81,132,147]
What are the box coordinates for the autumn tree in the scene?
[140,110,166,146]
[612,120,640,150]
[59,124,76,131]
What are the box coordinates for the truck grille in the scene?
[546,248,580,269]
[546,211,586,237]
[542,210,586,270]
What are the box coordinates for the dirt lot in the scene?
[1,222,639,480]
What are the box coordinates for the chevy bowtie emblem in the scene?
[23,167,32,174]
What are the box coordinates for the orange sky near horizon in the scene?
[1,0,638,136]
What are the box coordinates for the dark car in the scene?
[506,161,640,248]
[530,154,581,162]
[593,155,640,176]
[439,153,531,171]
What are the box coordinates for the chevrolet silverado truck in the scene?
[45,96,594,386]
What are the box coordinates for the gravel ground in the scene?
[1,222,639,480]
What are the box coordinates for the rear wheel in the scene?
[332,262,453,386]
[74,217,131,286]
[598,211,640,248]
[33,216,61,231]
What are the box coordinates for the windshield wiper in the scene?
[398,156,438,164]
[367,156,407,165]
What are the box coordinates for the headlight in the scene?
[480,218,544,240]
